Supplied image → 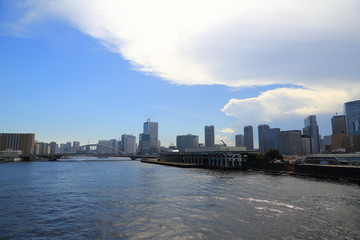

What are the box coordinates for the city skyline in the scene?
[1,1,360,147]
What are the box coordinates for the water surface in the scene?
[0,160,359,239]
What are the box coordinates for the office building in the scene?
[331,115,351,152]
[0,133,35,154]
[331,115,347,134]
[49,141,58,154]
[143,120,159,154]
[279,130,302,155]
[205,125,215,148]
[244,126,254,150]
[301,135,312,155]
[258,124,270,153]
[139,133,151,154]
[98,140,109,153]
[303,115,320,154]
[176,134,199,152]
[34,142,50,155]
[345,100,360,150]
[235,134,244,147]
[268,128,280,150]
[121,134,136,154]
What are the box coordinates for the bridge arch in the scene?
[65,144,127,156]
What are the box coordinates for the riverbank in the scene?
[141,159,204,168]
[142,159,360,184]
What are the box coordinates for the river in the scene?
[0,159,359,239]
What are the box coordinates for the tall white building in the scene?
[121,134,136,154]
[303,115,320,154]
[143,120,159,155]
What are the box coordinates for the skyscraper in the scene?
[244,126,254,150]
[205,125,215,148]
[303,115,320,154]
[121,134,136,154]
[142,120,159,155]
[279,130,302,155]
[331,115,347,134]
[176,134,199,152]
[345,100,360,148]
[139,133,150,154]
[258,124,270,153]
[268,128,280,150]
[331,115,351,152]
[235,134,244,147]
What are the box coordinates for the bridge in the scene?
[20,144,157,161]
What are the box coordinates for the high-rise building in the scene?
[345,100,360,150]
[143,120,159,154]
[205,125,215,148]
[49,141,58,154]
[301,135,312,155]
[331,115,347,134]
[121,134,136,154]
[0,133,35,154]
[244,126,254,150]
[139,133,151,154]
[98,140,109,153]
[235,134,244,147]
[176,134,199,152]
[303,115,320,154]
[268,128,280,150]
[279,130,302,155]
[331,115,350,152]
[258,124,270,153]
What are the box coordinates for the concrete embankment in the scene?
[141,159,205,168]
[245,162,360,182]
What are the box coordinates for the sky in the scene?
[1,0,360,147]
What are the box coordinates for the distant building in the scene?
[323,135,332,153]
[176,134,199,152]
[139,133,151,154]
[331,115,351,152]
[235,134,244,147]
[98,140,109,153]
[244,126,254,150]
[143,120,159,154]
[268,128,280,150]
[345,100,360,150]
[107,139,119,154]
[49,141,58,154]
[331,115,347,134]
[303,115,320,154]
[35,142,50,155]
[0,133,35,154]
[301,135,312,156]
[279,130,302,155]
[258,124,269,153]
[121,134,136,154]
[331,134,351,152]
[205,125,215,148]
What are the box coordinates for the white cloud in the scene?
[221,85,360,135]
[220,128,234,134]
[13,0,360,87]
[9,0,360,133]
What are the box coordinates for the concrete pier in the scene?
[150,151,247,169]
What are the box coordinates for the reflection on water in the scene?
[0,160,359,239]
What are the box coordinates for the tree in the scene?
[264,149,283,163]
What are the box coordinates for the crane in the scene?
[221,140,227,147]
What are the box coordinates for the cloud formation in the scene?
[10,0,360,127]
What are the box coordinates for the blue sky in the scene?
[1,1,360,147]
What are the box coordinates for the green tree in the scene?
[264,149,283,163]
